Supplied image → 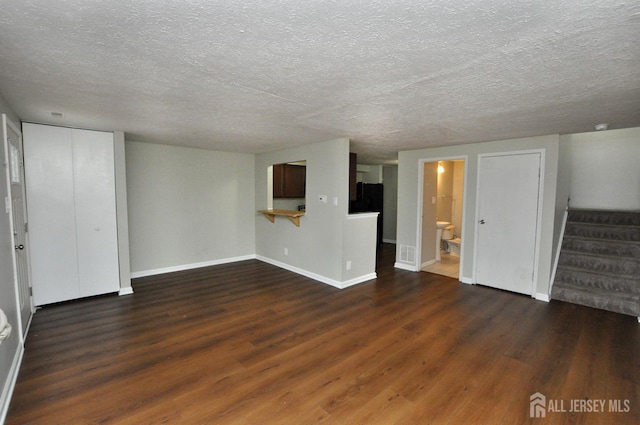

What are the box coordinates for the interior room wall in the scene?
[126,141,256,276]
[255,138,349,284]
[382,165,398,243]
[451,160,465,238]
[436,161,454,222]
[420,162,438,266]
[565,127,640,210]
[358,164,383,183]
[256,138,378,287]
[0,94,22,423]
[397,134,559,298]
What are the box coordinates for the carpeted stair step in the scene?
[567,209,640,226]
[557,251,639,276]
[552,283,640,317]
[561,236,640,258]
[564,222,640,241]
[554,268,639,294]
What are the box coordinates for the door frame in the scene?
[415,155,469,279]
[472,149,545,296]
[2,115,34,340]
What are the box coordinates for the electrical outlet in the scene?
[284,247,288,256]
[346,260,352,270]
[333,197,338,206]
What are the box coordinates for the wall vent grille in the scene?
[399,245,416,263]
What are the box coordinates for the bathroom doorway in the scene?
[419,157,466,280]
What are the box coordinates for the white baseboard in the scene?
[535,292,550,302]
[1,343,24,424]
[460,277,473,284]
[340,273,377,289]
[421,259,436,269]
[382,238,397,244]
[118,287,134,296]
[256,256,375,289]
[130,255,257,279]
[394,262,418,272]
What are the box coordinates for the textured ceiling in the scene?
[0,0,638,164]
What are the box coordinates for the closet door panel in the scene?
[23,124,80,305]
[72,129,120,297]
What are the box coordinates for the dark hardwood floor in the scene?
[7,244,640,424]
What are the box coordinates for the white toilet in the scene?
[441,225,461,256]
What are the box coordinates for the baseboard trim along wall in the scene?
[256,256,376,289]
[130,255,257,279]
[0,344,24,425]
[535,292,551,302]
[131,255,377,290]
[394,262,418,272]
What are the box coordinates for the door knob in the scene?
[479,219,486,224]
[15,244,24,250]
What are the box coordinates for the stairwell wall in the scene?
[564,127,640,210]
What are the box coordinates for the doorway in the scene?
[419,157,466,279]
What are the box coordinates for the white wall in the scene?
[420,162,438,266]
[255,138,377,287]
[0,95,22,423]
[382,165,398,243]
[451,160,465,238]
[397,135,559,297]
[358,164,383,183]
[564,127,640,210]
[126,142,256,276]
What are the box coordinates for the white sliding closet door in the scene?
[24,124,80,305]
[24,123,119,306]
[72,129,119,298]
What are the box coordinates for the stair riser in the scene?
[558,253,639,275]
[552,287,640,317]
[562,237,640,258]
[565,223,640,241]
[568,210,640,226]
[554,269,639,294]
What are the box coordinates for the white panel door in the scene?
[72,129,120,297]
[23,124,80,305]
[475,152,541,295]
[3,115,33,334]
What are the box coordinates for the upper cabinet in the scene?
[273,163,306,198]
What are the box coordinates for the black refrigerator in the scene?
[350,182,383,246]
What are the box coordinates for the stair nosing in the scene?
[562,235,640,245]
[553,279,640,293]
[555,265,640,281]
[558,249,640,262]
[566,221,640,229]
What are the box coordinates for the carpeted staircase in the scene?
[551,209,640,318]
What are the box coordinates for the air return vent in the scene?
[399,245,416,263]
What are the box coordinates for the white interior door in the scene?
[3,115,33,333]
[72,129,119,298]
[24,124,80,305]
[475,152,541,295]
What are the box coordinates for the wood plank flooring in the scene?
[7,244,640,424]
